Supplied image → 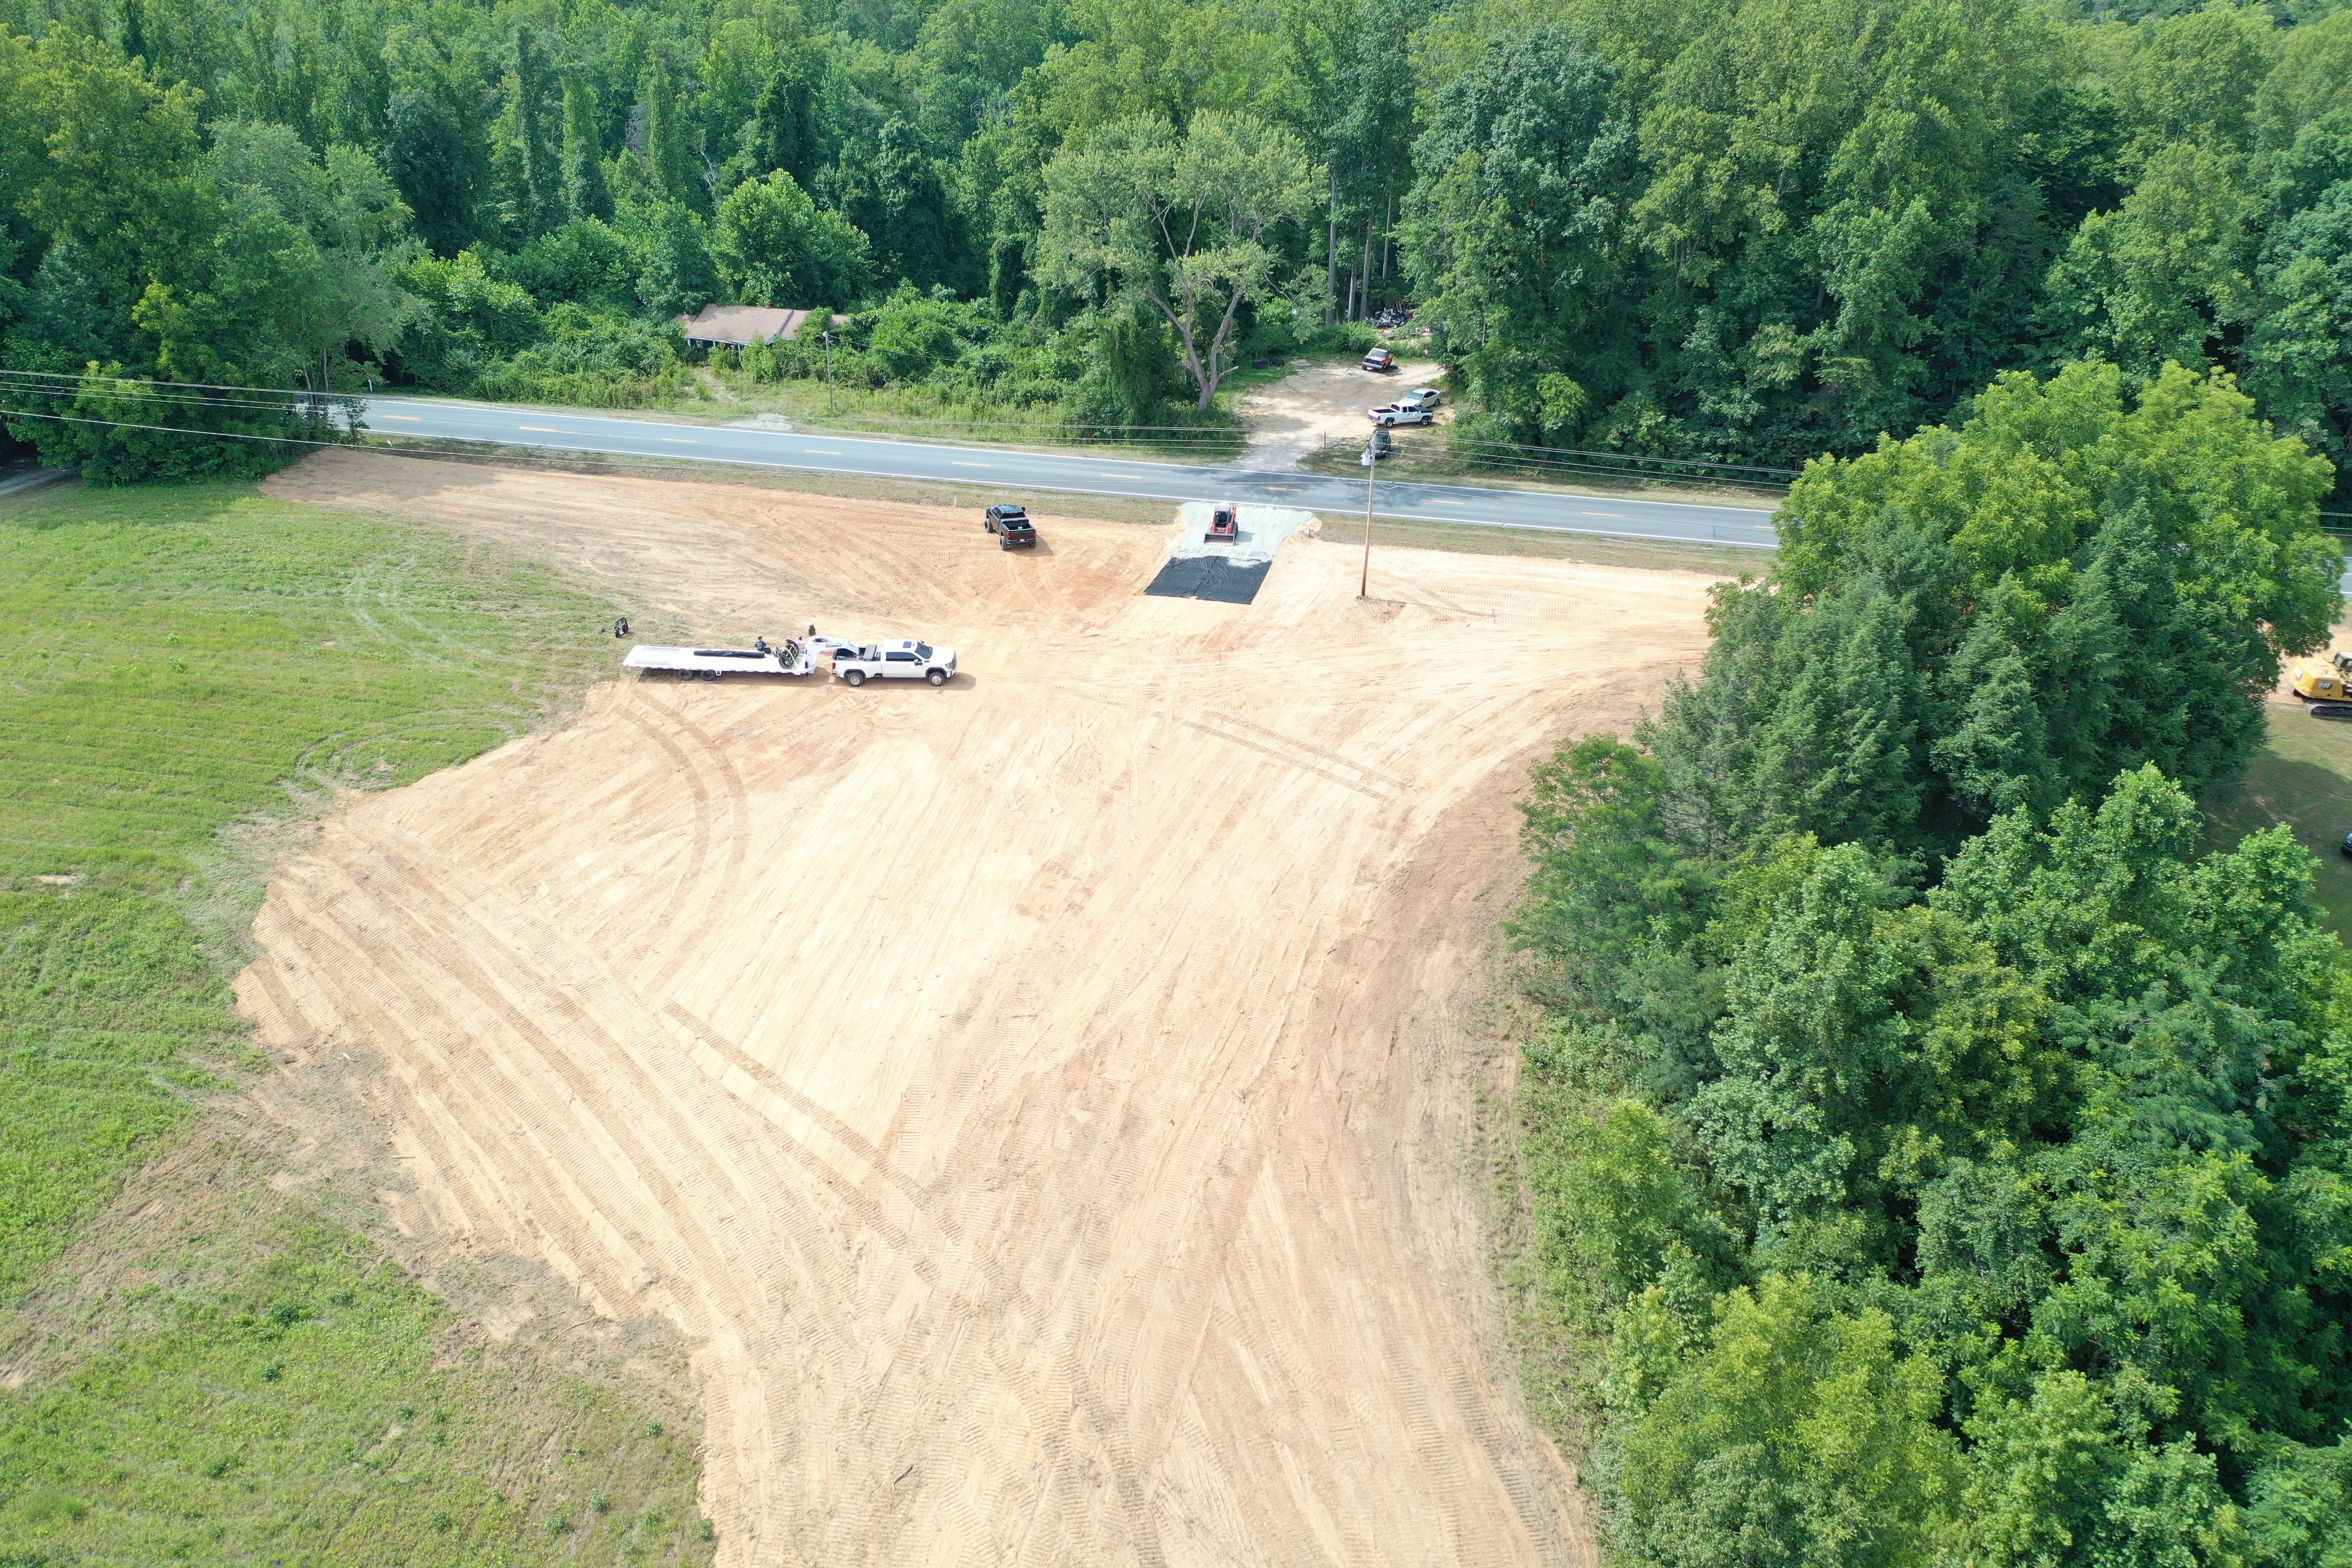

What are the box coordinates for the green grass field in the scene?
[1,1145,708,1565]
[2205,703,2352,931]
[0,478,614,1293]
[0,478,712,1564]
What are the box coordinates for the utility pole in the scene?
[1360,441,1376,598]
[821,330,835,414]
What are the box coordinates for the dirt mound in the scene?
[243,451,1720,1566]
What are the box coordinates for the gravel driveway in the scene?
[1237,355,1447,469]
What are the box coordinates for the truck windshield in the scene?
[914,643,934,660]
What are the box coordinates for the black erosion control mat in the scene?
[1142,557,1273,604]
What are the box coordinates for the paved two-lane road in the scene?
[363,395,1781,551]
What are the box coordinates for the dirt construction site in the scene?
[236,450,1720,1568]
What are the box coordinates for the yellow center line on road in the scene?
[951,461,990,468]
[1263,485,1300,492]
[518,426,579,434]
[659,437,699,444]
[375,414,418,420]
[802,449,844,455]
[1580,510,1627,518]
[1427,499,1467,505]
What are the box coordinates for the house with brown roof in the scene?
[671,304,846,349]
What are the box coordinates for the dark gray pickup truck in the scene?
[983,504,1038,548]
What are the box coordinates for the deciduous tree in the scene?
[1038,110,1312,408]
[713,169,870,309]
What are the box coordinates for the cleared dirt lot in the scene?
[1237,355,1446,469]
[241,451,1719,1567]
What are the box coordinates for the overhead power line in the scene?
[0,366,365,401]
[4,368,1808,479]
[0,380,355,420]
[0,406,363,450]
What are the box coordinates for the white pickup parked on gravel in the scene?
[833,638,958,687]
[1368,389,1442,427]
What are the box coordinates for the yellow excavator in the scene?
[2290,651,2352,716]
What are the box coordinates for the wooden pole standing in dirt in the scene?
[1361,444,1375,598]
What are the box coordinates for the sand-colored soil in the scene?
[1238,357,1446,469]
[241,451,1718,1567]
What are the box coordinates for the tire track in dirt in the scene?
[257,830,880,1556]
[1180,717,1400,801]
[337,820,1163,1562]
[1204,710,1408,792]
[634,701,753,997]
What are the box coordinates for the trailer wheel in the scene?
[677,668,696,681]
[927,668,948,686]
[701,669,720,681]
[844,670,866,687]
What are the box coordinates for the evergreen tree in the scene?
[640,58,699,210]
[735,50,824,192]
[634,202,718,318]
[510,29,563,236]
[561,77,612,224]
[386,87,480,257]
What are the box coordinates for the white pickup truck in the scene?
[832,638,958,687]
[624,632,855,681]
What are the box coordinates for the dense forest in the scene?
[0,0,2348,492]
[1515,365,2352,1565]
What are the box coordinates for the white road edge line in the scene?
[373,399,1785,519]
[361,432,1779,549]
